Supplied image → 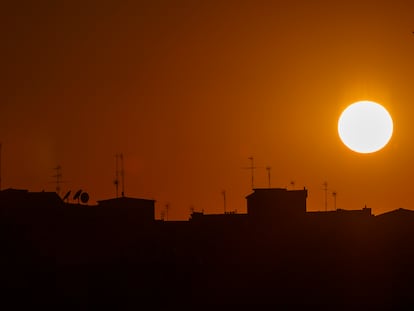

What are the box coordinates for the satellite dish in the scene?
[80,192,89,204]
[73,189,82,201]
[62,190,71,201]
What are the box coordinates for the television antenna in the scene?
[322,182,337,211]
[266,166,271,188]
[165,203,170,221]
[114,155,119,198]
[0,142,2,191]
[332,191,337,210]
[114,153,125,198]
[222,190,226,213]
[73,189,82,204]
[62,190,71,203]
[49,165,69,196]
[323,181,328,212]
[242,156,263,189]
[53,165,63,195]
[248,156,255,189]
[120,153,125,197]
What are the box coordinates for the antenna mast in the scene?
[222,190,226,213]
[114,154,119,198]
[165,203,170,221]
[248,156,255,189]
[0,143,2,191]
[266,166,271,188]
[242,156,262,190]
[53,165,62,195]
[323,181,328,211]
[332,191,337,210]
[114,153,125,198]
[120,153,125,197]
[115,154,118,198]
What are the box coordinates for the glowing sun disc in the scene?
[338,101,393,153]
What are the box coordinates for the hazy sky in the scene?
[2,0,414,220]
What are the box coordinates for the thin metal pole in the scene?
[120,153,125,197]
[266,166,271,188]
[248,156,254,189]
[323,181,328,211]
[0,143,2,191]
[115,154,119,198]
[222,190,226,213]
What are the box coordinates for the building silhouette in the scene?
[247,187,308,221]
[0,186,412,308]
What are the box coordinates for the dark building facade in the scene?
[0,188,64,209]
[246,188,308,222]
[0,187,413,308]
[96,197,155,222]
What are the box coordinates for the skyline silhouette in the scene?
[0,186,413,307]
[0,147,408,221]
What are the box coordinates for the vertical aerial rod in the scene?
[0,143,2,191]
[248,156,255,189]
[222,190,226,214]
[115,153,125,198]
[323,181,328,211]
[114,154,119,198]
[120,153,125,197]
[332,191,337,210]
[53,165,62,195]
[165,203,170,221]
[266,166,271,188]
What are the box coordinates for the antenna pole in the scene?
[0,142,2,191]
[332,191,337,210]
[53,165,62,196]
[120,153,125,197]
[323,181,328,211]
[115,154,119,198]
[266,166,271,188]
[165,203,170,221]
[222,190,226,214]
[248,156,255,189]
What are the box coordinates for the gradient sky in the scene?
[2,0,414,220]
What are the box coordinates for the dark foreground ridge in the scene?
[0,187,412,309]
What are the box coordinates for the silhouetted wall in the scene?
[246,188,307,223]
[2,187,414,308]
[97,197,155,222]
[0,188,63,209]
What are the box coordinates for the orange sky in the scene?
[2,0,414,220]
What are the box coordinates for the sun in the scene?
[338,100,393,154]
